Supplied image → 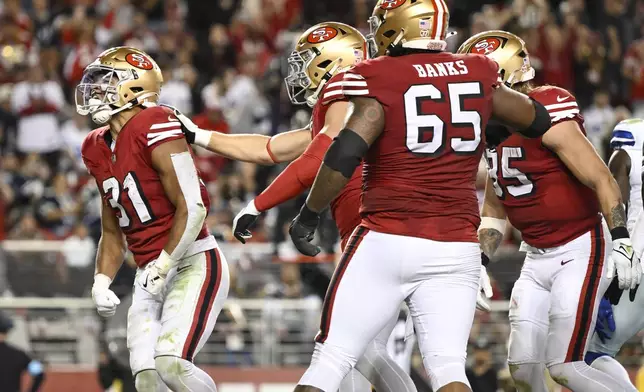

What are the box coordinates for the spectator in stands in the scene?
[583,90,616,157]
[0,311,45,392]
[60,113,92,172]
[466,339,498,392]
[11,65,65,171]
[623,38,644,118]
[61,223,95,296]
[159,63,194,116]
[35,173,80,238]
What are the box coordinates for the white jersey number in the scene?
[404,82,482,155]
[103,172,154,228]
[485,147,534,198]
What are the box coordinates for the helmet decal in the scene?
[470,37,502,55]
[380,0,406,10]
[306,27,339,44]
[125,53,154,70]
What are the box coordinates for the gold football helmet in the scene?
[76,46,163,124]
[285,22,367,107]
[368,0,451,58]
[457,30,535,86]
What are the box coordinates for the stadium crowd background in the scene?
[2,0,644,390]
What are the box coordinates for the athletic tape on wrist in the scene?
[478,217,507,234]
[193,130,211,148]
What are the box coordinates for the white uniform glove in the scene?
[232,199,262,244]
[137,260,169,296]
[92,274,120,318]
[477,265,493,312]
[162,104,211,148]
[607,237,641,290]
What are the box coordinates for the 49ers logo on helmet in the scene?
[125,53,154,70]
[380,0,406,10]
[471,38,502,55]
[307,27,338,43]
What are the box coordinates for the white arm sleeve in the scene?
[168,151,207,261]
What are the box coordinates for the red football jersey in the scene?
[313,73,363,246]
[486,86,601,248]
[82,105,216,267]
[322,52,500,242]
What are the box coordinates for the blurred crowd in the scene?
[2,0,644,385]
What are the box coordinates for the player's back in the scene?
[332,52,500,242]
[487,85,600,248]
[82,105,215,266]
[610,118,644,233]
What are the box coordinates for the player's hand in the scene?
[289,204,321,256]
[161,104,198,144]
[137,261,167,296]
[607,238,639,290]
[594,296,615,344]
[91,274,120,318]
[232,199,261,244]
[477,265,493,312]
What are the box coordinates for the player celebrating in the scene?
[459,31,640,392]
[79,47,229,392]
[287,1,555,391]
[172,22,418,392]
[584,118,644,387]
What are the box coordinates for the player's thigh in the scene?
[316,227,405,360]
[127,278,163,376]
[405,241,480,360]
[507,262,550,365]
[546,223,611,366]
[155,248,230,362]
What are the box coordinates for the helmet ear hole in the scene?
[383,30,396,38]
[317,60,332,69]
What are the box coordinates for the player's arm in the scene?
[608,149,631,213]
[233,101,350,242]
[491,84,552,138]
[167,106,312,164]
[205,128,312,164]
[542,121,625,230]
[542,121,641,291]
[96,200,127,279]
[290,97,384,256]
[151,138,207,271]
[479,176,508,259]
[91,200,127,317]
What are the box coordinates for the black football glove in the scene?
[232,200,261,244]
[605,275,640,305]
[289,204,321,256]
[160,104,196,144]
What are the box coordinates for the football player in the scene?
[584,118,644,386]
[287,1,556,391]
[78,47,229,392]
[172,22,418,392]
[459,31,640,392]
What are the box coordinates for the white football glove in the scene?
[162,104,211,147]
[92,274,120,318]
[477,265,493,312]
[607,238,641,290]
[137,260,168,296]
[232,199,262,244]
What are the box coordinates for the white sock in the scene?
[548,361,637,392]
[590,356,635,389]
[155,356,217,392]
[134,369,167,392]
[339,368,372,392]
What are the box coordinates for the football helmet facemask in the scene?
[75,46,163,124]
[285,22,367,107]
[457,30,535,87]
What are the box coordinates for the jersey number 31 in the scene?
[404,82,482,155]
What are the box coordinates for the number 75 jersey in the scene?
[322,52,501,243]
[81,105,215,268]
[485,86,600,249]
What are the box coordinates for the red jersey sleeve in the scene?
[475,54,502,91]
[320,62,375,106]
[530,86,583,128]
[137,105,185,154]
[81,126,109,176]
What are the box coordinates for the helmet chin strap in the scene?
[90,92,158,124]
[305,61,343,107]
